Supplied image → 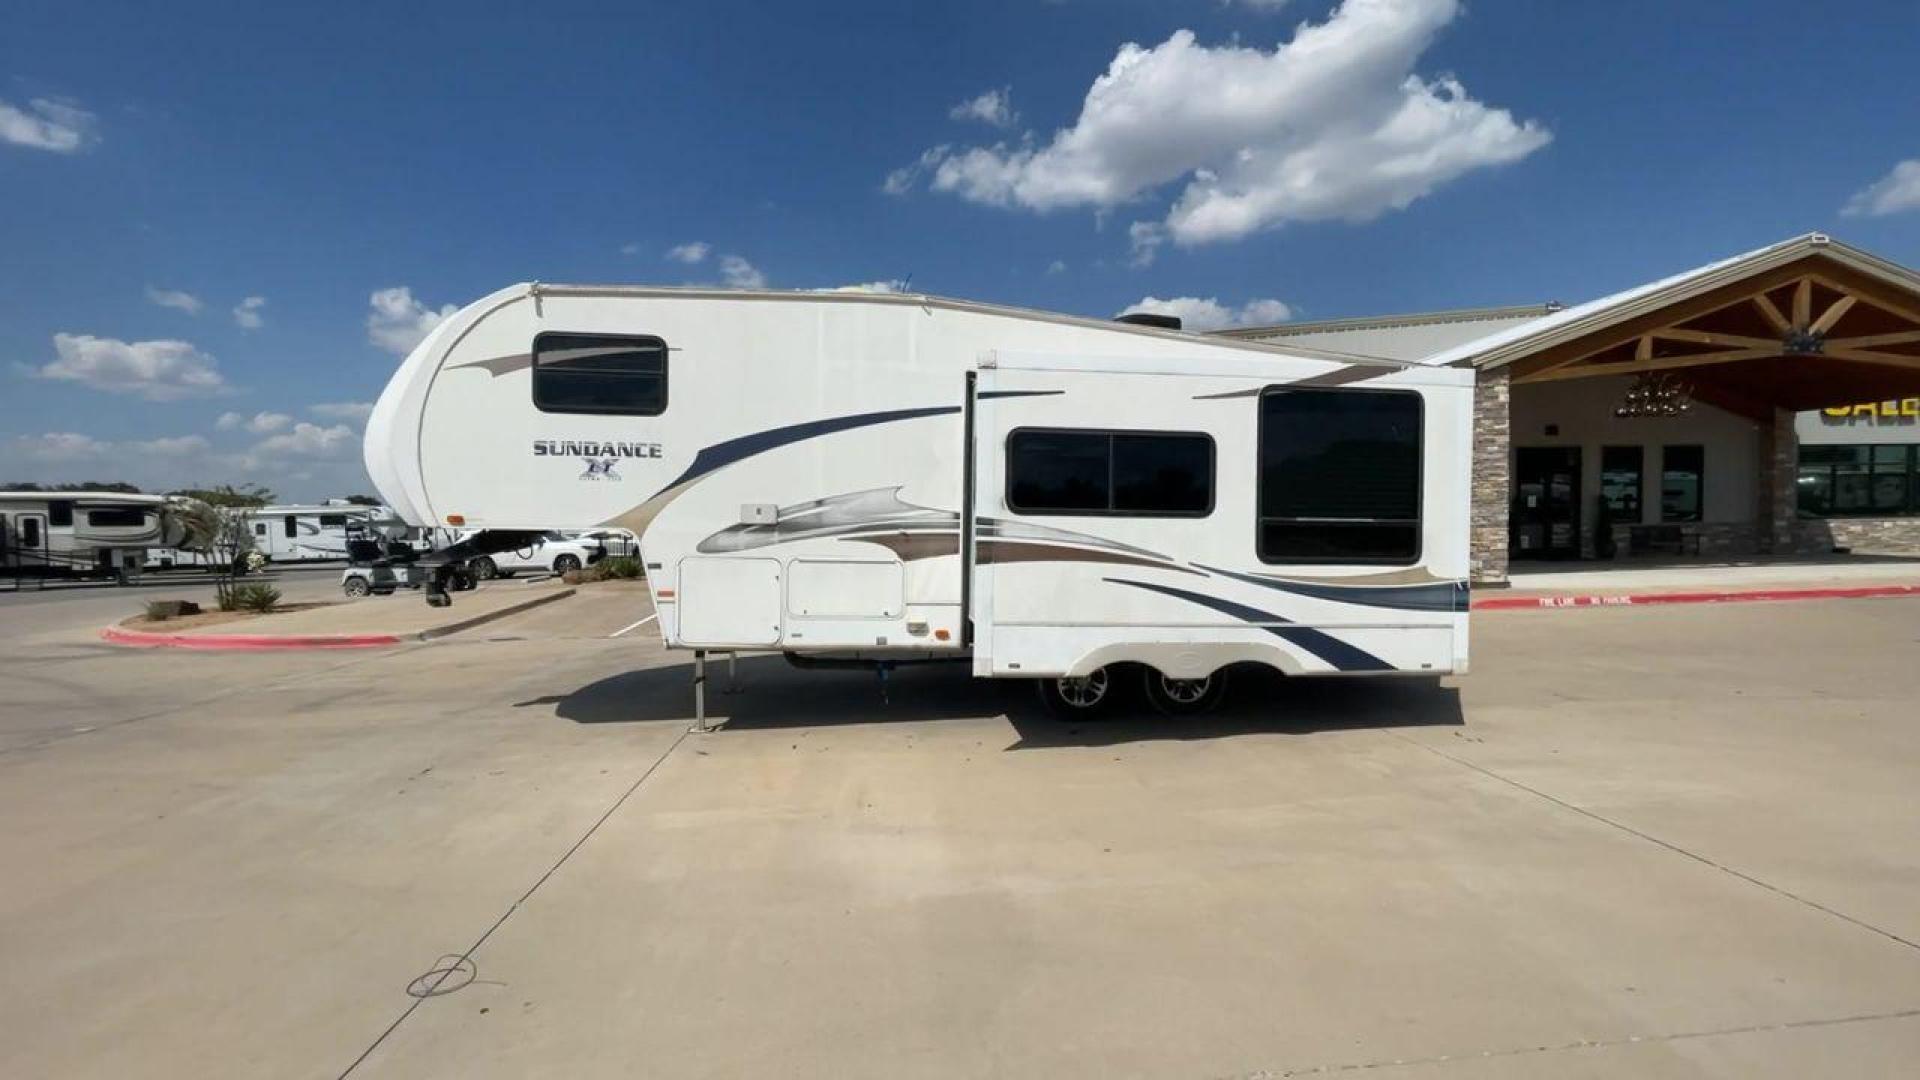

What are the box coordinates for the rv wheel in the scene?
[470,556,498,580]
[1038,667,1115,717]
[1142,668,1228,716]
[552,554,582,575]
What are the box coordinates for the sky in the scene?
[3,0,1919,501]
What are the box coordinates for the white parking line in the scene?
[609,613,658,638]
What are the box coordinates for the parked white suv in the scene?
[467,531,605,579]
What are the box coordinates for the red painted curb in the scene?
[101,625,405,650]
[1473,583,1920,611]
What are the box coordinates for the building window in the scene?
[1798,444,1919,517]
[532,333,668,416]
[1660,445,1704,522]
[1258,388,1422,563]
[86,508,148,528]
[1599,446,1644,522]
[47,501,73,528]
[1007,429,1213,516]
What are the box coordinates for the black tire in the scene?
[1037,667,1117,717]
[449,570,477,592]
[342,576,372,598]
[470,556,498,580]
[552,554,582,575]
[1141,668,1229,716]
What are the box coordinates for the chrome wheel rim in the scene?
[1158,675,1212,705]
[1057,669,1110,708]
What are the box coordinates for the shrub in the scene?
[145,599,201,621]
[232,583,282,613]
[598,556,643,580]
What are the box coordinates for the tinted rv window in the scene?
[48,501,74,527]
[319,514,348,528]
[284,515,298,538]
[1258,388,1422,563]
[87,508,147,527]
[532,333,667,416]
[1007,429,1213,516]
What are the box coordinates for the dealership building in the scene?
[1221,233,1920,584]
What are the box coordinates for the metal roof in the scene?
[1213,304,1560,363]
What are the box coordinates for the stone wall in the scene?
[1470,367,1511,584]
[1792,518,1920,555]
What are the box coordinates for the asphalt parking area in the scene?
[1,593,1917,1077]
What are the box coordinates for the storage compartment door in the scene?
[787,559,902,619]
[677,557,783,647]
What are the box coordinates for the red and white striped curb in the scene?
[1474,583,1920,611]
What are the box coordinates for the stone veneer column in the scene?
[1470,366,1511,584]
[1761,406,1798,555]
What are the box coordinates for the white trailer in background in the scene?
[365,284,1473,720]
[244,502,383,561]
[0,491,176,583]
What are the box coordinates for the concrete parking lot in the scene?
[1,585,1917,1078]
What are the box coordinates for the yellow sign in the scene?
[1824,398,1920,419]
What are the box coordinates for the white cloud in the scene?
[0,97,96,153]
[3,421,369,501]
[251,422,357,459]
[825,279,910,294]
[309,401,374,423]
[130,434,212,457]
[214,411,289,434]
[367,286,457,356]
[619,241,641,256]
[232,295,267,329]
[950,87,1018,129]
[665,241,712,264]
[896,1,1548,249]
[8,432,111,462]
[33,333,229,401]
[7,431,207,464]
[1127,222,1165,267]
[1842,160,1920,218]
[883,145,949,196]
[145,286,203,315]
[1119,295,1293,331]
[1047,259,1067,275]
[717,254,767,289]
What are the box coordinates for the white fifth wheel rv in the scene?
[246,502,383,561]
[365,284,1473,717]
[0,491,176,583]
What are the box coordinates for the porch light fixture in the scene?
[1615,372,1694,418]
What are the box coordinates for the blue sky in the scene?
[4,0,1919,499]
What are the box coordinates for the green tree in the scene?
[167,483,276,508]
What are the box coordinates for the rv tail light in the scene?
[446,514,465,526]
[657,588,675,598]
[934,628,951,641]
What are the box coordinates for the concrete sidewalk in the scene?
[103,581,574,648]
[1490,555,1920,609]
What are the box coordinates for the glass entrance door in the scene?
[1512,447,1582,560]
